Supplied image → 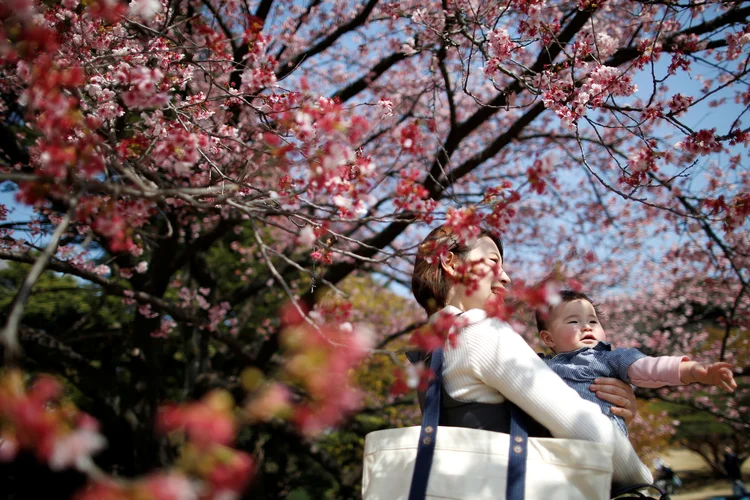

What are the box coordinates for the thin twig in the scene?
[1,199,77,362]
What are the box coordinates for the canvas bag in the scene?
[362,348,615,500]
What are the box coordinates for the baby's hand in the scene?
[682,361,737,392]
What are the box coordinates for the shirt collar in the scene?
[548,340,612,359]
[429,305,488,324]
[594,341,613,351]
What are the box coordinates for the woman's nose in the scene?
[499,269,511,286]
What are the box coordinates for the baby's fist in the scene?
[693,362,737,392]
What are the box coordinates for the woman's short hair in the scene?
[411,224,503,314]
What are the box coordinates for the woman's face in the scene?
[443,236,511,311]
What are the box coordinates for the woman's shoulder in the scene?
[433,307,515,339]
[459,308,488,323]
[459,309,514,334]
[449,309,538,368]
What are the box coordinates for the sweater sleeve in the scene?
[627,355,690,388]
[460,316,653,486]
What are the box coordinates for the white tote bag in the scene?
[362,425,614,500]
[362,348,614,500]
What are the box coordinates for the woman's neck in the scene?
[444,291,468,312]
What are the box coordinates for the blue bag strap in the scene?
[407,347,443,500]
[407,347,529,500]
[507,403,529,500]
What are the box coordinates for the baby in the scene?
[537,290,736,435]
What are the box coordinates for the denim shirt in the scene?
[540,341,646,435]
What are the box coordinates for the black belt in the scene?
[406,350,551,437]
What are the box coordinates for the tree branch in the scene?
[0,249,195,323]
[1,200,75,362]
[331,51,409,103]
[254,0,274,21]
[376,321,425,349]
[275,0,380,81]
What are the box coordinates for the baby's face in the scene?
[544,299,606,353]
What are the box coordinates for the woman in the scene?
[411,225,653,486]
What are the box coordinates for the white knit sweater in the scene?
[438,306,653,487]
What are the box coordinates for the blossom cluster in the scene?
[394,169,437,222]
[409,309,467,354]
[3,0,375,258]
[623,144,664,186]
[540,64,637,128]
[397,121,425,155]
[445,207,484,244]
[483,184,521,231]
[526,154,557,194]
[155,391,255,498]
[271,303,374,435]
[484,28,519,77]
[0,371,106,471]
[75,197,154,254]
[75,473,198,500]
[704,192,750,233]
[263,94,375,219]
[675,129,724,157]
[391,312,466,396]
[0,300,375,496]
[239,17,278,93]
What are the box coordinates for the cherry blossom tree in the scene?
[0,0,748,496]
[602,278,749,474]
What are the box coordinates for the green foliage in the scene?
[644,385,750,475]
[0,261,129,334]
[657,401,732,441]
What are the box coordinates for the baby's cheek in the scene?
[559,325,578,337]
[557,329,578,349]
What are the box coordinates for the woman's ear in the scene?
[540,330,555,350]
[440,251,458,276]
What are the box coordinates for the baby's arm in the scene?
[627,356,736,392]
[627,355,687,388]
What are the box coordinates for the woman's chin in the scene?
[483,293,508,318]
[489,289,507,304]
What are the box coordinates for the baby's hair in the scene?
[535,290,602,332]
